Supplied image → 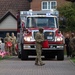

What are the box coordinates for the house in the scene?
[0,11,17,38]
[0,0,68,38]
[0,0,30,38]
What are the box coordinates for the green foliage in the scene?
[58,3,75,32]
[0,56,11,60]
[66,0,75,2]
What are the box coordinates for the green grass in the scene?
[64,50,66,55]
[71,58,75,63]
[0,56,11,60]
[64,49,75,63]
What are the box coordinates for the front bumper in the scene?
[23,44,64,50]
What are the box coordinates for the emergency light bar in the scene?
[20,9,59,17]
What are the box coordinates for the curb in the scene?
[70,59,75,66]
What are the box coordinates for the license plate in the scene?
[47,36,52,39]
[23,45,30,48]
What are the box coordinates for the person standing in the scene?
[70,33,75,58]
[35,27,45,66]
[65,33,71,57]
[11,33,17,55]
[4,33,12,55]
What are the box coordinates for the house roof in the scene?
[0,0,30,19]
[0,11,17,23]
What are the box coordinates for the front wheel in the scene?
[57,50,64,60]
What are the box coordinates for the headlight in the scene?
[24,36,35,42]
[55,37,63,42]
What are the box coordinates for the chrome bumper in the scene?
[23,44,64,50]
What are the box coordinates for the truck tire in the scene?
[57,50,64,60]
[21,43,28,60]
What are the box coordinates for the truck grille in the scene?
[44,32,55,41]
[33,31,55,41]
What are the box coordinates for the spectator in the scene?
[11,33,17,55]
[70,33,75,58]
[4,33,12,55]
[65,33,71,57]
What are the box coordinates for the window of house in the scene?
[42,1,48,10]
[41,1,57,10]
[51,1,57,9]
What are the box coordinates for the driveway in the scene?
[0,56,75,75]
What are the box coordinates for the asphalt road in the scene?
[0,56,75,75]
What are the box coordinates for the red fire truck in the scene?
[17,9,65,60]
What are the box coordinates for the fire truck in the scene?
[17,9,65,60]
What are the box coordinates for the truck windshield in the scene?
[26,17,58,28]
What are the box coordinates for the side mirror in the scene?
[59,16,66,26]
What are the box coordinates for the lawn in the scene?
[0,56,11,60]
[71,58,75,63]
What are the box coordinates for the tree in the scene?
[66,0,75,2]
[58,3,75,32]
